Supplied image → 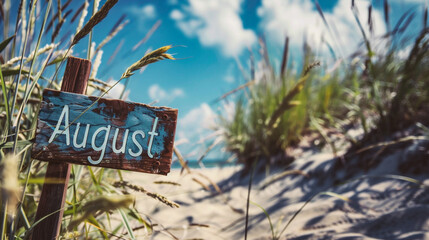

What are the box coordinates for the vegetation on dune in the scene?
[0,0,176,239]
[216,1,429,173]
[215,40,348,172]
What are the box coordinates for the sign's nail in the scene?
[48,103,54,108]
[152,161,161,174]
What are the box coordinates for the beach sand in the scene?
[125,135,429,239]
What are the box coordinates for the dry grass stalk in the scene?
[95,19,128,54]
[384,0,390,29]
[89,77,112,88]
[153,181,181,186]
[132,20,162,52]
[67,194,135,230]
[75,0,89,34]
[215,80,255,102]
[267,61,320,129]
[57,0,63,22]
[260,170,308,189]
[18,0,27,52]
[51,9,72,43]
[280,36,290,78]
[193,172,223,194]
[120,45,174,79]
[72,0,118,46]
[107,38,123,65]
[302,60,321,76]
[88,82,108,92]
[25,43,57,63]
[173,146,191,174]
[71,2,85,23]
[90,49,103,79]
[191,178,211,192]
[113,181,179,208]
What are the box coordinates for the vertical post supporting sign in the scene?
[30,57,178,239]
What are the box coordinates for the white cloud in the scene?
[141,5,156,19]
[128,4,157,25]
[170,0,257,57]
[176,103,217,157]
[170,9,184,21]
[148,84,184,104]
[176,103,234,159]
[104,80,130,100]
[177,103,216,139]
[257,0,387,58]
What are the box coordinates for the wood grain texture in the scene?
[31,57,91,240]
[32,89,178,175]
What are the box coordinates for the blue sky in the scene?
[67,0,428,159]
[9,0,428,159]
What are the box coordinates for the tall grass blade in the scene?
[0,66,10,138]
[266,75,308,129]
[250,201,275,240]
[0,34,15,52]
[13,0,52,154]
[244,160,257,240]
[384,0,390,30]
[9,0,37,135]
[119,209,135,240]
[388,9,415,37]
[260,170,307,190]
[368,5,373,35]
[278,191,349,238]
[280,36,289,78]
[351,4,373,57]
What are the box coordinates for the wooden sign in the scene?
[32,89,178,175]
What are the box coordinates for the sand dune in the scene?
[126,134,429,239]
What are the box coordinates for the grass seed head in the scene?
[72,0,119,46]
[120,45,175,80]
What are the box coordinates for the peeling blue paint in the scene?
[33,89,178,172]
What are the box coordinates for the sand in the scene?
[124,134,429,240]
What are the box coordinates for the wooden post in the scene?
[31,57,91,240]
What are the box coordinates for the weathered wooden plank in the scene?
[32,89,178,175]
[31,57,91,240]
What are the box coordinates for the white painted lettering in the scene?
[147,117,159,158]
[48,105,71,145]
[73,123,90,149]
[88,125,111,164]
[128,130,145,157]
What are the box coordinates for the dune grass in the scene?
[216,0,428,173]
[216,39,347,173]
[0,1,176,239]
